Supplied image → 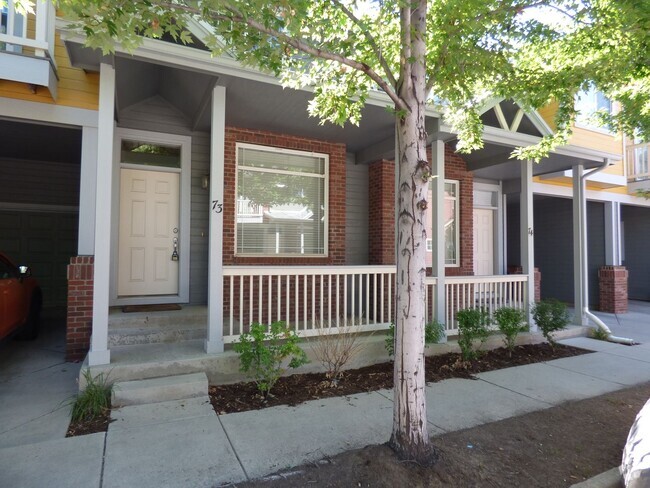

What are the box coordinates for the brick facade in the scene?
[223,127,347,266]
[598,265,628,314]
[368,160,395,265]
[367,144,474,276]
[66,256,94,362]
[507,265,541,303]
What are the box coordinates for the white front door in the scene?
[118,168,180,297]
[473,208,494,276]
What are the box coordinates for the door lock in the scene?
[171,237,179,262]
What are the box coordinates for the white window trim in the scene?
[234,142,329,257]
[444,179,460,268]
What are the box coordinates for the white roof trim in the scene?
[480,98,554,137]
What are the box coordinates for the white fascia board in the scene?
[0,96,98,127]
[481,125,621,163]
[533,181,650,207]
[541,169,626,187]
[554,144,621,163]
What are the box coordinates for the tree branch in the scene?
[329,0,398,89]
[155,0,407,112]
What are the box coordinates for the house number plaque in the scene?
[211,200,223,214]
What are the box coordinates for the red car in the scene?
[0,252,42,341]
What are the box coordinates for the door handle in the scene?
[171,237,179,261]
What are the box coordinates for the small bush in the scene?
[311,321,367,386]
[456,308,491,361]
[70,369,112,422]
[493,307,528,355]
[532,299,570,347]
[385,320,445,357]
[234,321,309,398]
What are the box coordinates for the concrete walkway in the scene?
[1,306,650,487]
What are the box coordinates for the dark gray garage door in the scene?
[0,210,78,309]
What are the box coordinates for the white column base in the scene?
[88,349,111,366]
[205,339,225,354]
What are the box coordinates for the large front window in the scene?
[236,144,328,256]
[425,180,460,267]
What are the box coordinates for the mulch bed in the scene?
[209,343,588,415]
[66,409,112,437]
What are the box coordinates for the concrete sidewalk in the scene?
[2,333,649,488]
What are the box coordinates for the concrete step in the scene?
[108,306,208,346]
[108,306,207,330]
[112,372,209,407]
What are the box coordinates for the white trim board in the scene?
[540,169,626,187]
[0,96,97,128]
[532,182,650,207]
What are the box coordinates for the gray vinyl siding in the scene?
[0,159,80,207]
[507,196,605,306]
[621,205,650,300]
[345,159,369,264]
[119,95,210,305]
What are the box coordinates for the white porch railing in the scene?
[443,275,529,334]
[222,266,529,343]
[222,265,396,343]
[0,0,55,60]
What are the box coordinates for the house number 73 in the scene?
[212,200,223,214]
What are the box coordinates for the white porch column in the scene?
[78,126,97,255]
[604,201,622,266]
[206,85,226,354]
[89,63,115,366]
[520,159,536,329]
[572,164,587,325]
[431,140,446,335]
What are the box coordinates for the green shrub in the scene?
[532,299,570,347]
[456,308,491,361]
[591,327,609,341]
[385,320,445,357]
[234,321,309,397]
[493,306,528,355]
[70,369,112,422]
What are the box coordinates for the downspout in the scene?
[579,161,635,345]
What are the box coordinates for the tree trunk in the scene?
[388,0,437,465]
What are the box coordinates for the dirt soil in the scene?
[209,343,587,414]
[66,409,111,437]
[235,383,650,488]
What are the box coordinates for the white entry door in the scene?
[473,208,494,276]
[118,168,180,297]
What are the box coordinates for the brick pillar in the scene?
[66,256,94,362]
[508,266,541,302]
[368,159,395,265]
[598,265,628,314]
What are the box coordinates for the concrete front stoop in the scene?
[111,372,209,407]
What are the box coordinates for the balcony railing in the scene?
[221,266,529,343]
[0,0,55,62]
[627,142,650,182]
